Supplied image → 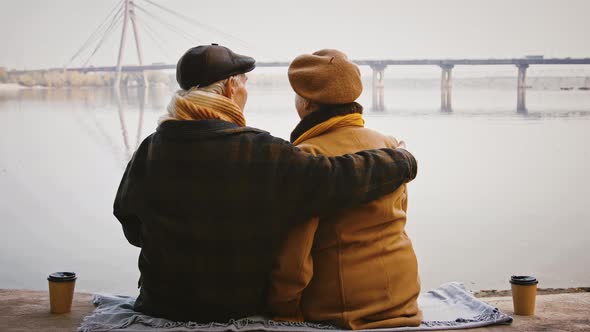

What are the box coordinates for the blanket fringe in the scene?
[421,307,512,328]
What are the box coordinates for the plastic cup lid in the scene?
[47,272,77,282]
[510,275,538,285]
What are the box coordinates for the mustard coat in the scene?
[269,125,422,330]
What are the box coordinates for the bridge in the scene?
[26,57,590,73]
[8,0,590,112]
[358,58,590,112]
[14,57,590,113]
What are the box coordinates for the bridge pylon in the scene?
[440,64,454,112]
[516,64,529,113]
[370,64,387,111]
[115,0,148,89]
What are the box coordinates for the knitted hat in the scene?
[288,49,362,104]
[176,44,256,90]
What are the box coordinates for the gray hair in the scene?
[295,94,321,113]
[194,73,247,96]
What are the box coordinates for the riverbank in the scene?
[1,288,589,331]
[0,83,31,91]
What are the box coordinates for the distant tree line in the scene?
[0,69,286,88]
[1,69,176,88]
[0,67,7,83]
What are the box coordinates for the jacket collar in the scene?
[290,102,363,143]
[157,119,267,139]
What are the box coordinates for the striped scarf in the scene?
[161,88,245,127]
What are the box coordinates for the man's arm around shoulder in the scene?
[275,138,417,219]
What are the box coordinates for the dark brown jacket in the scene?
[114,119,417,322]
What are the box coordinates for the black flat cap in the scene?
[176,44,256,90]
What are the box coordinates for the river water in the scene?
[1,83,589,295]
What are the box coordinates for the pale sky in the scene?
[1,0,589,70]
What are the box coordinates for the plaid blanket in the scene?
[79,282,512,332]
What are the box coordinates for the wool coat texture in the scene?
[269,104,422,329]
[113,118,417,323]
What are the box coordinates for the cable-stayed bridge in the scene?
[10,0,590,112]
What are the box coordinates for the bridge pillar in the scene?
[129,0,148,87]
[114,87,148,159]
[116,74,129,87]
[370,64,387,111]
[114,0,148,88]
[517,64,529,113]
[440,64,454,112]
[114,0,130,89]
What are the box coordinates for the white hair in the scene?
[192,73,246,96]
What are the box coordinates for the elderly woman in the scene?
[268,49,422,329]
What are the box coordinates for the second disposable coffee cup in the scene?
[510,275,538,315]
[47,272,77,314]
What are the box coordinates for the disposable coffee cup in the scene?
[47,272,77,314]
[510,275,538,315]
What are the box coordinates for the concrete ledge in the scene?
[0,289,94,332]
[0,289,589,331]
[481,293,590,331]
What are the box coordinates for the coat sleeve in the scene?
[268,217,319,321]
[113,138,150,248]
[276,140,417,220]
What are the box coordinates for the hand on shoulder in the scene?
[387,136,406,149]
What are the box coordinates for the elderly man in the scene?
[114,44,417,322]
[268,49,422,329]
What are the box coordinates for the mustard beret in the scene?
[288,49,362,104]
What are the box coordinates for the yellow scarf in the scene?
[162,89,246,127]
[292,113,365,146]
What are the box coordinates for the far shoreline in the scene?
[0,83,31,91]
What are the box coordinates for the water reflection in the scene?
[0,86,170,110]
[1,86,589,164]
[0,86,173,162]
[114,88,147,159]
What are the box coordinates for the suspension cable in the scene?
[66,0,125,67]
[134,3,201,44]
[140,0,247,46]
[82,9,125,67]
[137,15,176,61]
